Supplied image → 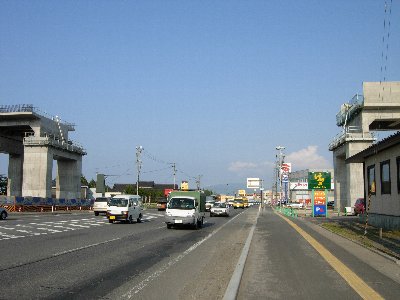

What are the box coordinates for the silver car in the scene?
[93,197,110,216]
[210,202,230,217]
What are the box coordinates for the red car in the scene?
[354,198,365,215]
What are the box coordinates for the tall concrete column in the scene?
[56,157,82,199]
[7,154,23,197]
[22,146,53,198]
[345,141,372,207]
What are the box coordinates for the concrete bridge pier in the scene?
[22,146,53,198]
[57,158,82,199]
[7,154,23,197]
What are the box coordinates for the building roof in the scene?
[110,182,177,193]
[346,131,400,163]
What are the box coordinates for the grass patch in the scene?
[321,222,374,247]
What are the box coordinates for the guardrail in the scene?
[23,136,86,155]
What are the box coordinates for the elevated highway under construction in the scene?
[0,104,86,200]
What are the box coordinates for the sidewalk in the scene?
[289,207,400,261]
[237,206,400,300]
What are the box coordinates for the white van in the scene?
[107,195,143,224]
[93,197,110,216]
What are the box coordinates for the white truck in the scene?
[107,195,143,224]
[165,190,206,229]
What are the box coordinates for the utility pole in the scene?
[136,146,144,195]
[196,175,202,190]
[171,163,176,189]
[276,146,285,206]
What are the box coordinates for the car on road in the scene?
[157,197,168,211]
[286,202,304,209]
[327,200,335,209]
[232,199,244,209]
[107,195,143,223]
[0,207,8,220]
[354,198,365,215]
[205,199,215,212]
[210,202,230,217]
[93,197,110,216]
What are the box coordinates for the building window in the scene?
[397,157,400,194]
[367,165,376,195]
[380,160,391,195]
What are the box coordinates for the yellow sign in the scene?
[238,189,246,197]
[181,181,189,190]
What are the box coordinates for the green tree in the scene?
[203,189,214,196]
[89,179,96,188]
[81,175,89,186]
[124,185,136,194]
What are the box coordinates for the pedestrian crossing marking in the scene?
[0,212,165,241]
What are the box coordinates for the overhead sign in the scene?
[247,178,260,189]
[308,172,331,190]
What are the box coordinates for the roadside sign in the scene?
[308,172,331,190]
[312,189,328,217]
[247,178,260,189]
[314,205,326,216]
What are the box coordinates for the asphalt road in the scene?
[1,206,399,300]
[0,208,249,299]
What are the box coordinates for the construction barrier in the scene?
[0,196,94,212]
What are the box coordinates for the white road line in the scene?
[122,211,244,299]
[36,227,62,233]
[53,237,122,256]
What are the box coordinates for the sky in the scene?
[1,0,399,192]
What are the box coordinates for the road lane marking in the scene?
[53,237,122,256]
[122,211,245,299]
[223,207,260,300]
[276,213,384,300]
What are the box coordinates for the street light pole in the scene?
[136,146,143,195]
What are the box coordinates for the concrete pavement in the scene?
[237,206,400,300]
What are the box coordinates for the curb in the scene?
[223,205,260,300]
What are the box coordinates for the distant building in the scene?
[346,131,400,229]
[110,181,177,193]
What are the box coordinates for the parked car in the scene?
[93,197,110,216]
[354,198,365,215]
[210,202,230,217]
[327,200,335,208]
[0,207,8,220]
[286,202,304,209]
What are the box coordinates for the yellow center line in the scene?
[275,212,383,300]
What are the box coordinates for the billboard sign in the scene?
[181,181,189,190]
[290,182,308,190]
[308,172,331,190]
[280,163,291,174]
[247,178,260,189]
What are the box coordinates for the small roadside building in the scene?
[346,131,400,230]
